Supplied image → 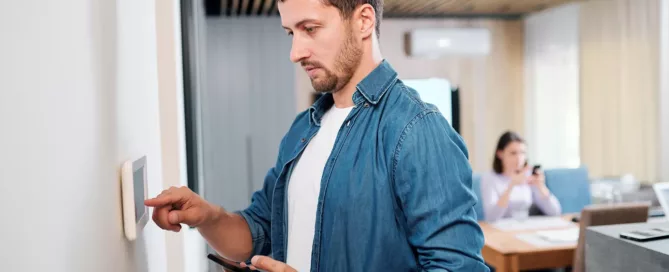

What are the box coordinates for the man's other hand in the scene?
[239,256,297,272]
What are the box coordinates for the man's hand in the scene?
[144,186,218,232]
[239,256,297,272]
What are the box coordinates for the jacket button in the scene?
[301,138,306,143]
[364,103,370,108]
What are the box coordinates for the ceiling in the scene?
[204,0,588,17]
[384,0,587,17]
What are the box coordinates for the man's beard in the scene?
[304,29,362,93]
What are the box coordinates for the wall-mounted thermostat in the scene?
[121,156,149,241]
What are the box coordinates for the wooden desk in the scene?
[480,216,577,272]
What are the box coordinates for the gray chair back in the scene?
[573,203,649,272]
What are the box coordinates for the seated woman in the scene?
[481,131,562,222]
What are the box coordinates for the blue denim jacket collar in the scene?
[354,59,398,105]
[308,59,398,126]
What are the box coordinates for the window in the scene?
[402,78,458,132]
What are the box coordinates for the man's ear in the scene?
[354,4,376,39]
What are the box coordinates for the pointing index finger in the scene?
[144,192,180,207]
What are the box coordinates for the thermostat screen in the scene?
[134,167,146,222]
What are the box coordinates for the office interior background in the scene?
[1,0,668,271]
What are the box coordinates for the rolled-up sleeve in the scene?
[236,165,277,258]
[393,111,488,272]
[236,135,287,259]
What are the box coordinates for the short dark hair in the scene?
[492,131,525,174]
[281,0,384,38]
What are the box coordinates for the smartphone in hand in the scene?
[207,254,252,272]
[532,164,542,175]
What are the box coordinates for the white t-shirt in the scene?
[285,105,353,271]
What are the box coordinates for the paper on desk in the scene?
[535,228,579,243]
[492,216,573,231]
[516,230,578,247]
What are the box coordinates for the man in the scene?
[145,0,487,271]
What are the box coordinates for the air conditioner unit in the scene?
[404,28,491,58]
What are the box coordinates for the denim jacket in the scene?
[238,60,488,271]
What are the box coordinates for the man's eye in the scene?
[305,27,315,33]
[287,31,293,36]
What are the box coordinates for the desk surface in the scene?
[479,216,578,254]
[588,222,669,253]
[479,216,577,272]
[586,222,669,272]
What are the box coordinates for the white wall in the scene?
[0,0,177,271]
[117,0,169,271]
[524,3,581,169]
[661,0,669,182]
[155,0,191,272]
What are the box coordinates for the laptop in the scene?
[652,182,669,218]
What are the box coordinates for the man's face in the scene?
[279,0,362,93]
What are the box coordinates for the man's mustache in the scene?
[301,61,324,69]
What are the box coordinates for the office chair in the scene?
[573,203,649,272]
[545,167,591,214]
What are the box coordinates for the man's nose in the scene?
[289,40,309,63]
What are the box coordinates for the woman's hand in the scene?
[495,165,531,209]
[510,165,531,187]
[527,170,545,187]
[528,170,551,198]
